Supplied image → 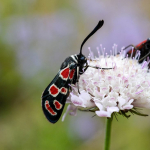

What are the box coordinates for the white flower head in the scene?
[63,45,150,121]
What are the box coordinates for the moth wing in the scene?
[42,64,76,123]
[42,86,69,123]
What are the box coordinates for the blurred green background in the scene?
[1,0,150,150]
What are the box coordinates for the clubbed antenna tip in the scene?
[80,20,104,55]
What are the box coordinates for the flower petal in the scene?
[96,110,111,117]
[70,94,84,107]
[62,104,77,121]
[107,106,119,113]
[79,90,96,107]
[95,101,103,110]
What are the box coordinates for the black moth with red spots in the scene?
[42,20,104,123]
[124,38,150,66]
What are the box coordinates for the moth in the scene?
[42,20,109,123]
[124,38,150,64]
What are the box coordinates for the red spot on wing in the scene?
[60,68,69,80]
[69,69,75,79]
[54,100,62,110]
[45,100,57,115]
[60,87,67,95]
[49,84,59,96]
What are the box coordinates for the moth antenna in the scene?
[80,20,104,55]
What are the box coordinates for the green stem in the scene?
[104,117,113,150]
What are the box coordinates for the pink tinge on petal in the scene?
[72,100,83,106]
[122,105,133,110]
[117,74,121,77]
[107,76,112,80]
[101,87,108,91]
[93,81,98,85]
[96,110,111,117]
[101,70,105,75]
[141,61,148,69]
[122,76,125,80]
[124,79,128,84]
[135,90,143,95]
[86,87,92,93]
[70,94,83,106]
[110,97,115,101]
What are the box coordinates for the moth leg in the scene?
[123,44,137,50]
[68,62,80,93]
[88,65,113,70]
[139,51,150,63]
[76,66,80,94]
[83,61,113,71]
[69,63,80,94]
